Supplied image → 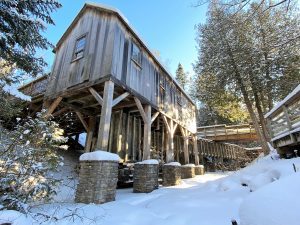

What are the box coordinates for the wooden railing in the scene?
[197,138,248,160]
[18,75,48,98]
[197,123,257,142]
[265,84,300,147]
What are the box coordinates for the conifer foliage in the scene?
[0,111,67,212]
[0,0,61,76]
[193,3,300,153]
[175,63,188,90]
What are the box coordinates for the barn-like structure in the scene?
[39,3,198,164]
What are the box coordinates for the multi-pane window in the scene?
[73,35,86,60]
[131,42,142,66]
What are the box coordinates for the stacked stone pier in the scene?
[75,150,120,204]
[162,162,182,186]
[133,159,159,193]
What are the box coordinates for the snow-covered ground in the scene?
[1,152,300,225]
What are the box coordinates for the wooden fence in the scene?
[265,84,300,150]
[197,123,258,142]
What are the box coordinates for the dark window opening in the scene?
[73,35,86,60]
[131,42,142,67]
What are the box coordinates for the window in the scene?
[73,35,86,60]
[131,42,142,67]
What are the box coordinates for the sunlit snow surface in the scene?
[1,153,300,225]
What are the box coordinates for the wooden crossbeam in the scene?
[60,101,93,116]
[162,115,171,133]
[89,87,103,106]
[75,111,88,132]
[52,107,68,117]
[134,97,147,122]
[151,112,160,124]
[112,92,129,107]
[45,97,62,118]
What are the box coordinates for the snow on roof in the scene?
[79,150,120,162]
[135,159,159,165]
[165,162,181,166]
[3,84,31,101]
[265,84,300,118]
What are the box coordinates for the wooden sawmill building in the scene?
[36,3,199,165]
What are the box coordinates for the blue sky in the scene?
[42,0,207,77]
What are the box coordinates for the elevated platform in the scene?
[197,124,258,142]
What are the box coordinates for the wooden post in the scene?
[85,116,96,152]
[162,115,177,163]
[193,135,199,165]
[179,126,189,165]
[96,81,114,150]
[134,97,158,161]
[143,105,151,160]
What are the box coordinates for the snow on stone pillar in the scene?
[181,164,195,179]
[162,162,181,186]
[133,159,159,193]
[194,165,205,175]
[75,150,120,204]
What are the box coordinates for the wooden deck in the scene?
[265,84,300,155]
[197,124,258,142]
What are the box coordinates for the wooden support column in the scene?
[85,116,96,152]
[134,97,159,160]
[180,126,190,164]
[143,105,151,160]
[96,81,114,150]
[193,135,199,165]
[162,115,177,163]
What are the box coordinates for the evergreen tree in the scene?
[175,63,188,90]
[193,3,300,154]
[0,0,61,77]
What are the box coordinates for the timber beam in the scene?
[162,115,178,163]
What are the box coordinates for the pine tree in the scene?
[0,0,61,77]
[175,63,188,90]
[193,3,300,154]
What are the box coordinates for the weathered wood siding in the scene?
[45,9,116,96]
[111,20,196,132]
[45,7,196,133]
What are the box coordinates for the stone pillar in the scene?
[181,164,195,179]
[162,162,181,186]
[133,160,159,193]
[195,165,205,175]
[75,150,119,204]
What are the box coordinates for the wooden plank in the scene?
[75,111,89,131]
[151,112,160,124]
[85,116,96,152]
[45,97,63,118]
[112,92,130,107]
[134,97,147,122]
[89,87,103,106]
[96,80,114,150]
[193,135,199,165]
[143,105,151,160]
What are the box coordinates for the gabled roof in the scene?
[54,2,196,106]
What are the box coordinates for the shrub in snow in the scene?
[0,110,68,212]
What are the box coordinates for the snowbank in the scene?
[182,163,195,167]
[0,210,32,225]
[135,159,159,165]
[3,84,31,101]
[165,162,181,166]
[79,150,120,161]
[239,172,300,225]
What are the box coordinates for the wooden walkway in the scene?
[197,124,258,142]
[265,84,300,156]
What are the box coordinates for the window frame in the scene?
[72,33,88,62]
[131,41,142,68]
